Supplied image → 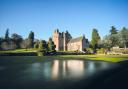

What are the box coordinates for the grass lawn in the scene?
[0,49,37,53]
[0,55,128,63]
[55,55,128,62]
[0,49,128,62]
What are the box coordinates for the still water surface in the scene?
[0,59,117,89]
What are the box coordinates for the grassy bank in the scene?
[0,49,37,53]
[0,49,128,62]
[55,55,128,62]
[0,55,128,63]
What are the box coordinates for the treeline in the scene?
[0,26,128,54]
[0,29,56,55]
[90,26,128,53]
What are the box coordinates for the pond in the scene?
[0,59,118,89]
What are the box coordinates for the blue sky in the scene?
[0,0,128,41]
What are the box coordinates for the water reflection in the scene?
[51,60,84,79]
[22,60,115,81]
[52,60,59,79]
[0,66,7,71]
[36,60,113,80]
[0,59,117,89]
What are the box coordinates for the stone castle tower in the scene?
[52,29,72,51]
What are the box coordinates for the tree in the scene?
[38,40,48,55]
[119,27,128,48]
[28,31,34,48]
[0,37,3,50]
[101,35,111,50]
[38,41,43,51]
[109,34,119,47]
[20,39,29,49]
[48,37,56,52]
[5,28,9,39]
[110,26,118,35]
[34,43,38,49]
[108,26,119,47]
[34,39,39,49]
[91,29,100,53]
[11,33,23,48]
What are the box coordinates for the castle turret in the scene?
[52,29,72,51]
[52,29,59,50]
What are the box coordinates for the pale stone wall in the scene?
[67,41,82,51]
[67,37,88,51]
[63,33,67,51]
[52,31,59,50]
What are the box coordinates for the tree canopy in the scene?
[28,31,34,48]
[119,27,128,48]
[5,28,9,39]
[48,37,56,52]
[110,26,118,35]
[91,29,100,47]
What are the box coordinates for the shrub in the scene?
[97,48,105,54]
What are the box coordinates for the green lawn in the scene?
[0,49,37,53]
[0,49,128,62]
[0,55,128,63]
[55,55,128,62]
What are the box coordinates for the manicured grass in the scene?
[0,49,37,53]
[55,55,128,62]
[1,49,128,62]
[0,55,128,63]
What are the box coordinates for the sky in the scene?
[0,0,128,41]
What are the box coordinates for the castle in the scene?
[52,29,89,51]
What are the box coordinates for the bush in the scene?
[97,48,105,54]
[34,43,38,49]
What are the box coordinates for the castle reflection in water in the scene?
[52,60,84,79]
[33,60,111,80]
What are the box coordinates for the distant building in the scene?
[52,29,89,51]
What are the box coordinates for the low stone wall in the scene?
[107,48,128,55]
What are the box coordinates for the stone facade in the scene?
[67,36,88,51]
[52,29,89,51]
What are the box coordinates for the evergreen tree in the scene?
[5,28,9,39]
[34,39,39,49]
[28,31,34,48]
[34,43,38,49]
[0,37,2,50]
[38,40,48,55]
[120,27,128,48]
[91,29,100,53]
[110,26,118,35]
[38,41,43,51]
[48,37,56,52]
[66,30,72,42]
[109,26,119,47]
[91,29,100,47]
[109,34,119,47]
[102,35,111,49]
